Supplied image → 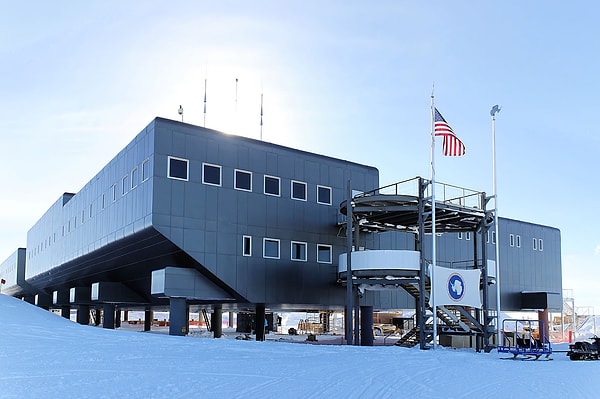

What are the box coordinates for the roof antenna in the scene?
[260,92,264,141]
[203,78,207,127]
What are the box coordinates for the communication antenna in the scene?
[260,92,264,140]
[203,78,207,127]
[235,78,239,112]
[178,105,183,122]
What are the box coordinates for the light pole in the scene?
[490,104,501,345]
[178,105,184,122]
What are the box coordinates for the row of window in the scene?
[167,156,333,205]
[114,159,151,200]
[29,159,153,259]
[459,231,544,251]
[509,234,544,251]
[242,235,333,263]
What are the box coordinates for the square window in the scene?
[263,238,280,259]
[203,163,222,186]
[142,159,150,181]
[235,170,252,191]
[168,156,189,181]
[291,241,307,261]
[291,181,307,201]
[243,236,252,256]
[317,244,332,263]
[264,175,280,196]
[317,185,332,205]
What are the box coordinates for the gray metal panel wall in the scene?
[25,123,155,280]
[495,218,562,310]
[0,248,26,296]
[420,217,562,311]
[150,119,381,307]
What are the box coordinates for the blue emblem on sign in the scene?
[447,273,464,301]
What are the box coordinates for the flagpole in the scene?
[430,90,438,350]
[490,105,502,346]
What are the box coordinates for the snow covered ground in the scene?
[1,294,599,399]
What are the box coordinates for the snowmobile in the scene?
[567,336,600,360]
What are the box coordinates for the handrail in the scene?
[353,176,485,210]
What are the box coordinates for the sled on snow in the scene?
[498,319,552,360]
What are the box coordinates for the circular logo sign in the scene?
[447,273,465,302]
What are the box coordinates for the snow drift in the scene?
[0,294,599,398]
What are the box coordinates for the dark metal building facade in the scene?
[0,117,562,343]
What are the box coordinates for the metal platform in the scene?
[340,177,488,234]
[339,177,495,350]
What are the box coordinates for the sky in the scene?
[3,294,600,398]
[1,2,598,309]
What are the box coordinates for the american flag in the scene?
[434,108,465,156]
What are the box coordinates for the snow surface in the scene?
[1,294,599,399]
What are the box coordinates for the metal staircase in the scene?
[201,308,211,331]
[339,177,494,350]
[397,277,485,347]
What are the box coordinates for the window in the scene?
[263,238,280,259]
[291,180,307,201]
[317,244,332,264]
[131,167,138,189]
[317,185,332,205]
[457,232,463,240]
[264,175,280,196]
[486,231,490,243]
[291,241,307,261]
[142,159,150,181]
[491,231,496,244]
[539,239,544,251]
[466,232,471,241]
[168,156,189,181]
[533,238,538,251]
[122,175,129,196]
[112,184,117,202]
[202,163,222,186]
[509,234,515,247]
[243,236,252,256]
[101,193,105,210]
[235,169,252,191]
[516,235,521,248]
